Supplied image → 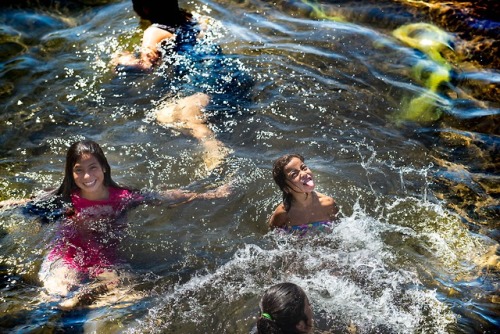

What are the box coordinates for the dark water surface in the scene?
[0,0,498,333]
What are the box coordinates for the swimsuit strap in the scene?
[289,220,332,230]
[152,23,177,34]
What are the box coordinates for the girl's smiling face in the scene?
[284,157,315,193]
[72,154,107,200]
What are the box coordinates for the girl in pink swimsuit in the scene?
[3,140,229,307]
[268,154,339,234]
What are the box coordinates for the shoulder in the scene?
[144,25,174,43]
[269,204,289,229]
[315,192,339,217]
[315,191,335,205]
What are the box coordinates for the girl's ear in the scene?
[295,320,307,332]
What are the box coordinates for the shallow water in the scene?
[0,0,498,333]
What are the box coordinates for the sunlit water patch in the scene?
[0,0,498,332]
[110,196,495,333]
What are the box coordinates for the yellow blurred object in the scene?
[301,0,345,22]
[412,59,451,91]
[399,93,443,122]
[392,23,455,123]
[393,22,454,66]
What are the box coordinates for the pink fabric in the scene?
[48,187,143,276]
[71,187,140,218]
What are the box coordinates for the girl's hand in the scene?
[110,51,134,66]
[198,184,232,200]
[0,198,29,209]
[110,51,154,73]
[159,183,232,206]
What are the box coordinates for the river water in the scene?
[0,0,498,333]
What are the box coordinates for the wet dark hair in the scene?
[131,0,192,26]
[272,154,305,211]
[55,140,123,202]
[257,282,311,334]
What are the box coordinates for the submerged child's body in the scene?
[1,140,229,308]
[111,0,228,171]
[269,154,339,233]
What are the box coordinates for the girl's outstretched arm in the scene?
[0,198,30,210]
[158,184,231,207]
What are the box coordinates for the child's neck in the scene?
[80,186,109,201]
[292,191,314,208]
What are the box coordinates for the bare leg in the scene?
[58,270,122,310]
[156,93,230,170]
[39,257,81,298]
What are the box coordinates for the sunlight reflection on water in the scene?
[0,0,498,333]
